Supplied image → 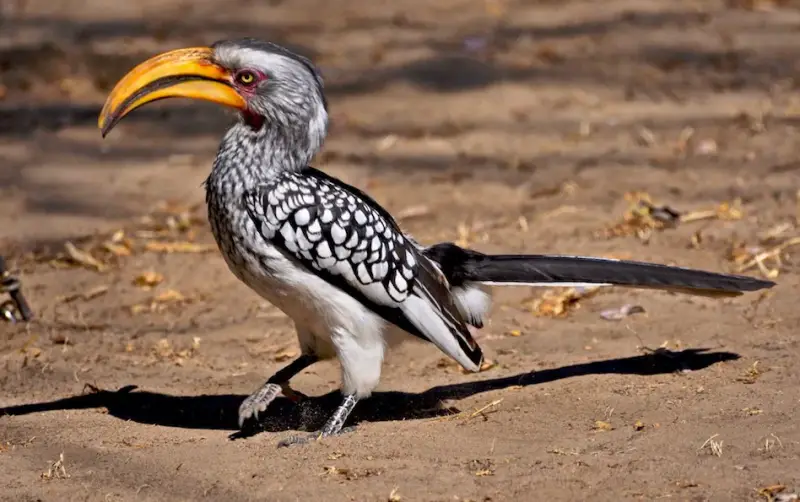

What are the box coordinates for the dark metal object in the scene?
[0,255,33,323]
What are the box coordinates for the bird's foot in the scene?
[238,382,308,428]
[278,394,359,447]
[276,426,357,448]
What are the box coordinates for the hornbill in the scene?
[98,39,775,446]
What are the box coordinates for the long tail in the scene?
[424,243,775,298]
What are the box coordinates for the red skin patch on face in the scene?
[231,70,268,130]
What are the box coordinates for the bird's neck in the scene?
[211,104,328,187]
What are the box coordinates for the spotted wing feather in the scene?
[243,167,483,371]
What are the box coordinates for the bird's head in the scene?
[98,39,328,140]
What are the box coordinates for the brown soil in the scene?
[1,0,799,500]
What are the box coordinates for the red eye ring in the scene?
[234,70,259,86]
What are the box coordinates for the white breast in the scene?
[208,199,392,398]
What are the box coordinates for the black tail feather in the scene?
[423,243,775,297]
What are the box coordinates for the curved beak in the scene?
[98,47,247,137]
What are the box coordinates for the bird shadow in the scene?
[0,348,738,439]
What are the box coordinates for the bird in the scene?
[98,38,776,447]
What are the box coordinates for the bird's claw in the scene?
[238,382,310,428]
[238,383,281,427]
[276,426,357,448]
[276,432,317,448]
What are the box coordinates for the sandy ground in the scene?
[1,0,799,500]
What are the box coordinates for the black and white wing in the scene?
[242,167,484,371]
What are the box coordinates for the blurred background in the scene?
[1,1,799,501]
[2,0,799,243]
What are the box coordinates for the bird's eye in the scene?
[235,70,257,86]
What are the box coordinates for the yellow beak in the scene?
[98,47,246,137]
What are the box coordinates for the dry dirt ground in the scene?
[1,0,799,500]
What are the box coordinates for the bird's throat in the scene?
[220,102,328,177]
[242,110,265,131]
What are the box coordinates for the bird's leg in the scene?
[277,394,359,448]
[238,353,318,428]
[319,394,359,437]
[265,352,320,402]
